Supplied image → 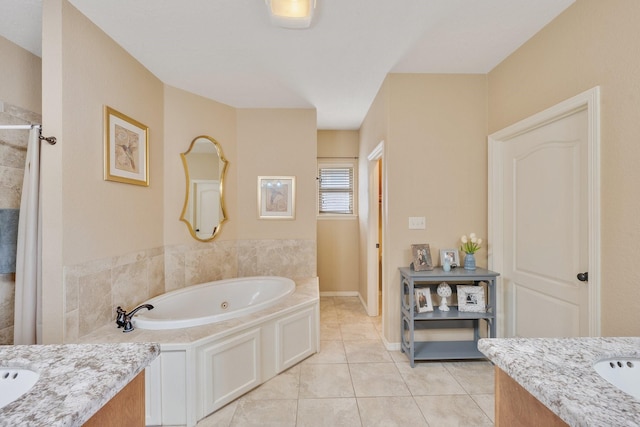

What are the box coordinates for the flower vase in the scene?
[464,253,476,270]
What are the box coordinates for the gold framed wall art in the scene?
[104,106,149,186]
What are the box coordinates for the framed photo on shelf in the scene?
[440,248,460,267]
[411,244,433,271]
[415,288,434,313]
[457,285,486,313]
[104,106,149,186]
[258,176,296,219]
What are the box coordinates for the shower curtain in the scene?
[14,126,42,345]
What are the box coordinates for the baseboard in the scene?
[358,293,367,310]
[320,291,369,314]
[319,291,360,297]
[382,336,400,351]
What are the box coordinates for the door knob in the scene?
[576,272,588,282]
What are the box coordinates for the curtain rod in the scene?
[0,124,57,145]
[0,125,34,130]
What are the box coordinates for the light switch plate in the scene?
[409,217,425,229]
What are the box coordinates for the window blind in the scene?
[318,166,354,214]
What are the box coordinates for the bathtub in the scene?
[132,276,296,330]
[82,276,320,427]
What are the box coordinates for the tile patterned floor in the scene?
[197,296,495,426]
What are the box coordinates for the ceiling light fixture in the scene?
[265,0,316,29]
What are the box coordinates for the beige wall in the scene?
[163,85,237,245]
[57,0,165,265]
[360,74,488,343]
[38,3,318,342]
[317,220,359,292]
[236,109,317,241]
[0,35,41,115]
[358,82,389,308]
[318,130,360,157]
[33,0,638,344]
[317,130,359,293]
[42,0,165,342]
[37,0,316,342]
[488,0,640,336]
[163,93,318,246]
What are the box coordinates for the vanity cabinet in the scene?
[495,367,568,426]
[85,372,145,426]
[400,266,499,367]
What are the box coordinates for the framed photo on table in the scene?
[258,176,295,219]
[415,288,434,313]
[457,285,486,313]
[411,244,433,271]
[440,249,460,267]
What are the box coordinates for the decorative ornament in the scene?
[437,282,452,312]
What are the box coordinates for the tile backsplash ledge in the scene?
[64,239,317,342]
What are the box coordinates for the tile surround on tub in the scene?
[237,239,317,278]
[0,273,16,344]
[64,239,317,342]
[77,269,112,338]
[64,246,166,342]
[183,240,238,286]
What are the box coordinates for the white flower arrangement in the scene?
[460,233,482,254]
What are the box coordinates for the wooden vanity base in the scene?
[495,367,568,427]
[84,371,145,426]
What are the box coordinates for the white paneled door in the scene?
[490,88,601,338]
[194,180,220,239]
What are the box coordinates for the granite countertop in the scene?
[0,342,159,427]
[478,337,640,427]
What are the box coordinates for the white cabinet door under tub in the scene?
[197,328,262,417]
[195,306,318,421]
[276,306,318,371]
[144,301,320,425]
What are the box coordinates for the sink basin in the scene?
[0,368,40,409]
[594,358,640,400]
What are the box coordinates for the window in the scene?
[317,161,356,215]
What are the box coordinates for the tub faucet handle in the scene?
[115,306,127,328]
[115,304,154,333]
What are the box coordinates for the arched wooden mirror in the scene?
[180,135,228,241]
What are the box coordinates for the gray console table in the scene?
[400,266,499,367]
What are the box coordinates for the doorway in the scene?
[488,87,601,338]
[376,158,383,313]
[367,141,384,317]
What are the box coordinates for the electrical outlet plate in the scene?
[409,217,425,229]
